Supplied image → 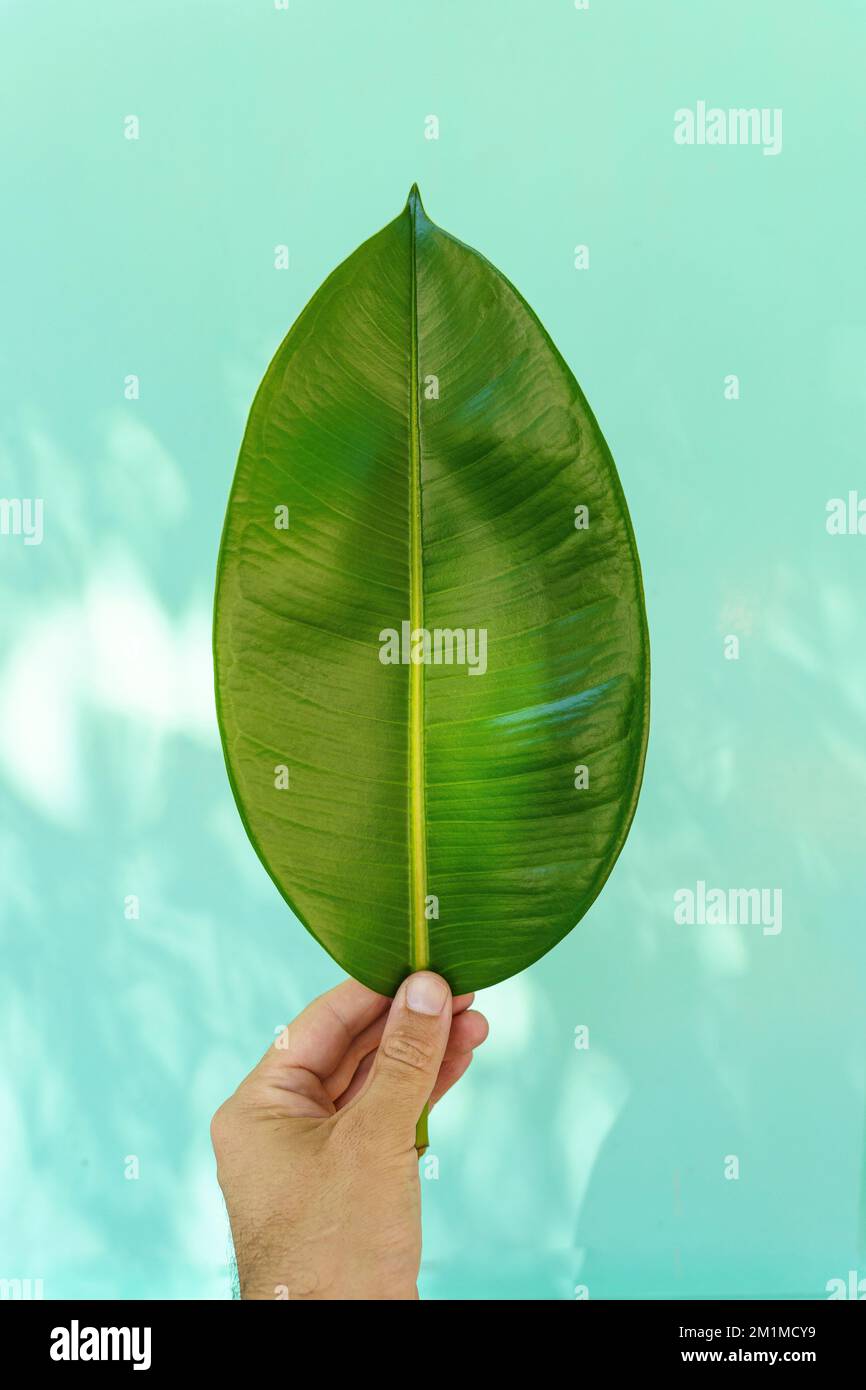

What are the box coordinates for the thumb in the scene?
[353,972,452,1147]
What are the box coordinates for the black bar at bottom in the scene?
[4,1297,862,1374]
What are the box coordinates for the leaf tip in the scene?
[405,182,426,215]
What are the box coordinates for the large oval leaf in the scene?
[214,187,649,997]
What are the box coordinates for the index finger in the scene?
[255,978,391,1084]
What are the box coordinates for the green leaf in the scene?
[214,186,649,997]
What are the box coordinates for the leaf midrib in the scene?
[408,190,429,971]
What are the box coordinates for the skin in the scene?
[211,971,489,1300]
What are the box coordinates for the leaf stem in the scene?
[408,188,430,1163]
[407,188,429,977]
[415,1103,429,1157]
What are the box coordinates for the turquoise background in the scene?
[2,0,865,1300]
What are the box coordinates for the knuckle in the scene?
[381,1030,436,1076]
[209,1097,238,1152]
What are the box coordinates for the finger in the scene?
[445,1007,489,1054]
[250,1065,338,1120]
[429,1052,474,1109]
[427,1010,488,1108]
[349,972,452,1146]
[334,1006,488,1110]
[451,993,476,1014]
[324,991,476,1101]
[253,978,391,1086]
[333,1050,376,1109]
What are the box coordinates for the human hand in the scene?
[211,971,489,1300]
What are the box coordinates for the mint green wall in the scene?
[2,0,864,1300]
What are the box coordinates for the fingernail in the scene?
[406,973,449,1015]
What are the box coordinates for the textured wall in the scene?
[1,0,864,1300]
